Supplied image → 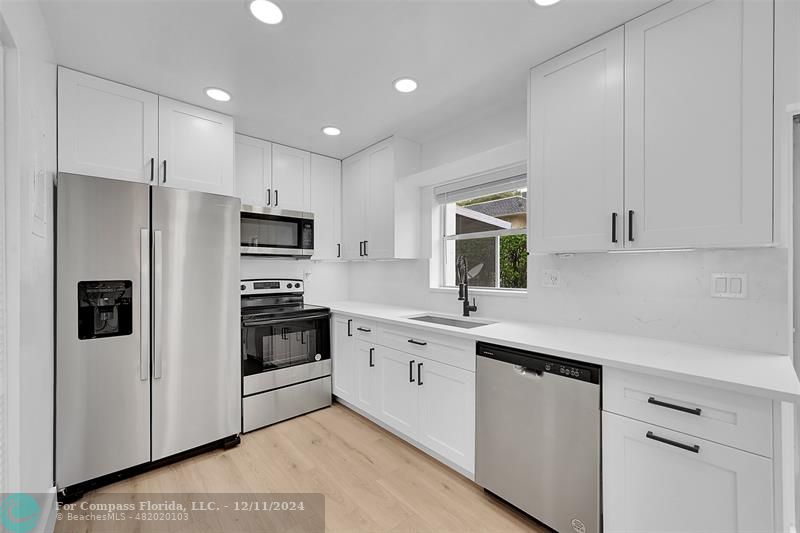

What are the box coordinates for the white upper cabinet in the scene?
[58,67,158,183]
[624,0,773,248]
[310,154,342,260]
[235,134,272,208]
[272,144,311,213]
[530,27,624,253]
[158,97,235,196]
[341,137,421,260]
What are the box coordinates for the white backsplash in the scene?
[347,248,789,355]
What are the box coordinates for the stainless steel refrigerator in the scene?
[56,173,241,493]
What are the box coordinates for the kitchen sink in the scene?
[407,314,495,329]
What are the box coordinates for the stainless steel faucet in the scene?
[456,255,478,317]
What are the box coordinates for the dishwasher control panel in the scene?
[477,342,600,384]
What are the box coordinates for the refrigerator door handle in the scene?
[140,229,150,381]
[153,229,163,379]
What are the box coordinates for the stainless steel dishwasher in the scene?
[475,342,601,533]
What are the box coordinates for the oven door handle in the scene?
[242,313,331,327]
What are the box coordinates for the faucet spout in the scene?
[457,255,478,317]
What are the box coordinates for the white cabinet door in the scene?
[376,347,418,438]
[364,143,395,259]
[158,97,234,196]
[235,134,271,207]
[341,155,368,259]
[310,154,342,260]
[331,316,356,403]
[624,0,773,248]
[603,412,773,533]
[58,68,158,183]
[417,357,475,472]
[272,144,311,213]
[354,340,380,417]
[529,28,624,253]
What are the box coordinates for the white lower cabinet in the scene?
[417,358,475,473]
[331,316,356,403]
[331,315,476,474]
[603,411,773,533]
[376,346,419,438]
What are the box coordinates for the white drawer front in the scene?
[353,319,376,339]
[603,368,772,457]
[376,324,474,371]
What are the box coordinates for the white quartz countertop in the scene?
[322,300,800,403]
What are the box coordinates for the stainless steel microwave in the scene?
[240,206,314,257]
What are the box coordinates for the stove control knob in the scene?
[295,283,301,288]
[287,283,292,288]
[240,284,246,291]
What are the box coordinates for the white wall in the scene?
[241,258,349,305]
[0,0,57,494]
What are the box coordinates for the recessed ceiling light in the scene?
[533,0,561,5]
[205,87,231,102]
[322,126,341,136]
[249,0,283,24]
[393,78,418,93]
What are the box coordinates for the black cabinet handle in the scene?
[356,327,371,333]
[409,360,415,382]
[417,362,423,386]
[337,243,341,258]
[163,160,167,183]
[648,397,702,416]
[364,240,368,256]
[628,210,634,241]
[646,431,699,454]
[274,189,278,206]
[266,188,271,206]
[359,241,364,257]
[150,157,155,182]
[611,212,618,243]
[369,347,375,367]
[407,339,427,346]
[347,319,352,337]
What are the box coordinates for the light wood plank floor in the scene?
[58,403,546,532]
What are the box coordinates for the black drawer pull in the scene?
[407,339,427,346]
[356,327,371,333]
[417,362,423,386]
[648,397,702,416]
[369,347,375,367]
[646,431,699,454]
[409,360,415,382]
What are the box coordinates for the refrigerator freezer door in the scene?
[151,187,241,460]
[56,174,151,488]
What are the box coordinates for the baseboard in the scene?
[334,397,475,481]
[37,486,58,533]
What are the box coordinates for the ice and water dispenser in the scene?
[77,280,133,339]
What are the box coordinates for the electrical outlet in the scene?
[711,273,747,299]
[542,269,561,288]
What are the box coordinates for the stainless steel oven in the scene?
[241,279,331,432]
[240,206,314,257]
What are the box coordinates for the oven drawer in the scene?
[244,359,331,396]
[243,376,331,432]
[603,367,773,457]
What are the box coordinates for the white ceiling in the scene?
[39,0,663,159]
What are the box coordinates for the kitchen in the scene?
[1,0,800,532]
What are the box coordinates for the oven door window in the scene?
[242,316,330,376]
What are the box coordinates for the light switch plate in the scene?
[711,273,747,299]
[542,269,561,288]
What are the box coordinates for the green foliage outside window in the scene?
[499,234,527,289]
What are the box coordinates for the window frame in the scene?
[435,173,528,293]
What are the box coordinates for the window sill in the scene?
[428,286,528,298]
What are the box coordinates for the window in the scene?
[436,174,527,290]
